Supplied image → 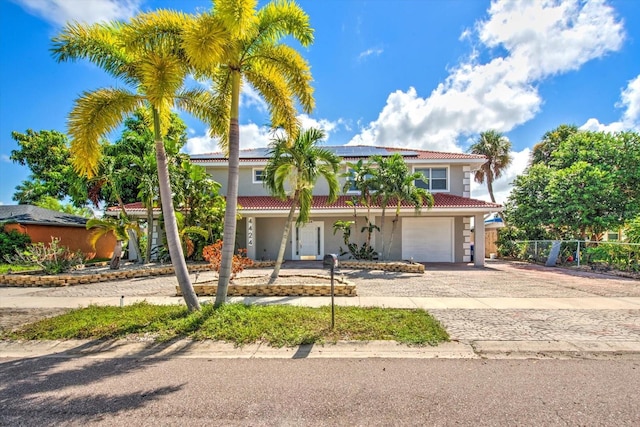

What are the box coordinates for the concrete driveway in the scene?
[1,260,639,345]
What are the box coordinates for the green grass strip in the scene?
[2,302,449,347]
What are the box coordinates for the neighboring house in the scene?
[0,205,115,259]
[188,145,502,267]
[471,215,504,259]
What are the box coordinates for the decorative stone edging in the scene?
[0,263,209,287]
[178,284,357,297]
[339,260,425,273]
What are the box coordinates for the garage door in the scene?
[402,217,454,262]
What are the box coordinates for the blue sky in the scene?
[1,0,639,206]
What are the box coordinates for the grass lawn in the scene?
[2,302,449,347]
[0,263,39,274]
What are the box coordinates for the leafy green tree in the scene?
[263,128,340,281]
[503,164,555,240]
[35,196,94,218]
[530,124,578,166]
[204,0,315,306]
[469,130,512,204]
[178,160,226,259]
[51,10,226,311]
[104,109,191,263]
[547,161,621,240]
[505,129,640,240]
[10,129,88,206]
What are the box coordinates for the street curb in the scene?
[1,339,639,360]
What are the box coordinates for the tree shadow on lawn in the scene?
[0,339,197,424]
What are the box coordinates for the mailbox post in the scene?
[323,254,339,329]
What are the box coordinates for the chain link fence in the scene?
[500,240,640,273]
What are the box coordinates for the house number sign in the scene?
[247,218,254,247]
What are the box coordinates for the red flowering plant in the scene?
[202,240,254,281]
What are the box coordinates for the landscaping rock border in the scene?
[339,260,425,273]
[0,261,276,288]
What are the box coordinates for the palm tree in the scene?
[343,158,377,250]
[469,130,512,204]
[386,159,434,260]
[87,215,140,269]
[204,0,315,306]
[263,128,340,282]
[51,11,227,311]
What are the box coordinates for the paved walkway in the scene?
[1,260,639,357]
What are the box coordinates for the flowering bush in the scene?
[202,240,253,280]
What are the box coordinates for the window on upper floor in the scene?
[345,167,375,193]
[414,167,448,191]
[253,168,264,183]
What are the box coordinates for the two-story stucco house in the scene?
[190,145,501,267]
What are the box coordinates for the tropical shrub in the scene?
[202,240,253,280]
[586,243,639,272]
[496,226,526,258]
[7,237,84,274]
[332,220,378,260]
[0,228,31,260]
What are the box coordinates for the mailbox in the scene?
[323,253,339,329]
[323,253,338,270]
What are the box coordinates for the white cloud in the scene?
[185,114,348,155]
[184,123,275,155]
[580,73,640,132]
[358,47,384,61]
[349,0,624,152]
[470,147,531,205]
[579,118,625,133]
[14,0,140,26]
[1,155,11,163]
[240,83,268,112]
[297,114,348,138]
[620,74,640,126]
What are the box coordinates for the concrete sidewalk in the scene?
[2,294,640,310]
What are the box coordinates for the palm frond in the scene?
[215,0,259,40]
[256,0,314,46]
[139,53,186,113]
[297,187,313,225]
[175,88,220,130]
[52,21,139,85]
[182,12,230,72]
[68,88,144,177]
[244,65,297,138]
[122,10,189,56]
[247,43,314,114]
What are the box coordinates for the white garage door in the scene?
[402,217,454,262]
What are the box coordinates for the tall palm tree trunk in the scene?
[387,204,400,260]
[153,108,200,312]
[270,192,299,283]
[145,204,153,263]
[216,71,241,307]
[487,175,496,204]
[379,206,387,260]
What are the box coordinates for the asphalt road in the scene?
[1,357,638,426]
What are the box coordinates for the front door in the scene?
[294,221,324,260]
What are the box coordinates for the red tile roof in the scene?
[111,193,500,214]
[237,193,500,210]
[107,193,501,212]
